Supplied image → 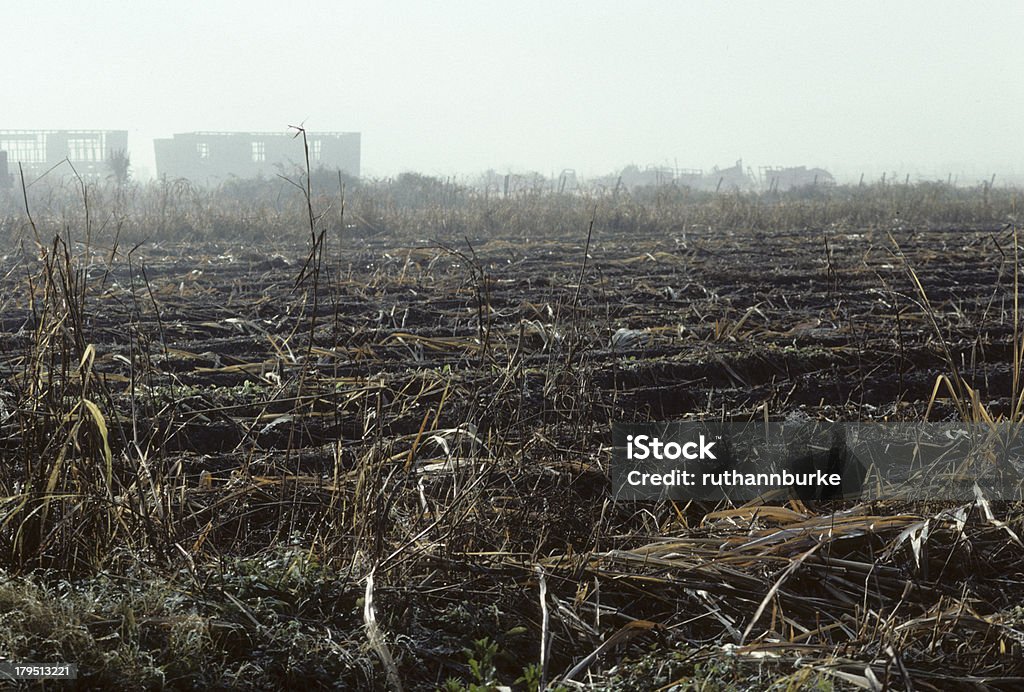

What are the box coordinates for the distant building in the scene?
[614,160,756,192]
[618,165,677,189]
[0,130,128,182]
[762,166,835,191]
[708,160,755,191]
[153,131,360,182]
[674,168,706,189]
[0,150,10,189]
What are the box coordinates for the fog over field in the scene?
[3,1,1022,183]
[6,5,1024,690]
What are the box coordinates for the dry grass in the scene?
[0,175,1022,689]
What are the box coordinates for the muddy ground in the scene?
[1,221,1022,689]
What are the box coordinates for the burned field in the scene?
[1,184,1024,689]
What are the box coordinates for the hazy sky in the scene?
[5,1,1022,182]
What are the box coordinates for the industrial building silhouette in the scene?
[0,130,128,186]
[0,129,360,187]
[153,131,360,182]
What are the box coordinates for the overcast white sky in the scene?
[4,1,1022,182]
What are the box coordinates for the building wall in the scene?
[764,166,836,191]
[0,150,10,188]
[0,130,128,180]
[154,131,361,183]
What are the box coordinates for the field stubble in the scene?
[0,181,1023,689]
